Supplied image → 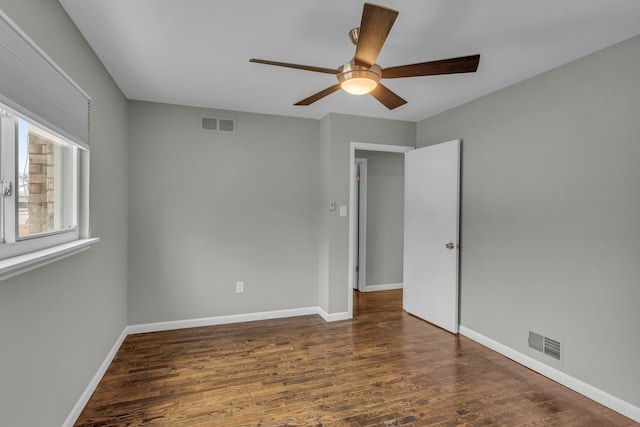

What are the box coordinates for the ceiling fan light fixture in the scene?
[341,76,378,95]
[338,62,381,95]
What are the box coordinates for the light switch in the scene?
[339,205,347,217]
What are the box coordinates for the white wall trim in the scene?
[61,327,127,427]
[351,142,416,153]
[365,283,403,292]
[460,326,640,423]
[317,307,350,322]
[0,238,99,283]
[127,307,321,335]
[354,157,367,292]
[128,308,350,334]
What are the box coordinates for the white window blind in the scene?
[0,10,90,149]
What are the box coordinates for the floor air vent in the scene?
[201,116,236,134]
[528,331,562,361]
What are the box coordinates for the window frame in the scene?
[0,104,88,261]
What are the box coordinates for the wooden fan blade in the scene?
[250,59,338,75]
[382,54,480,79]
[295,84,342,106]
[354,3,398,68]
[369,83,407,110]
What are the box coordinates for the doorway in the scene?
[347,142,414,319]
[353,150,406,294]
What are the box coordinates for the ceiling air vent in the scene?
[219,118,235,132]
[528,331,562,361]
[202,117,217,130]
[201,116,236,134]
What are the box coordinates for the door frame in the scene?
[347,142,414,319]
[354,158,368,292]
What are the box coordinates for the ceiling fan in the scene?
[250,3,480,110]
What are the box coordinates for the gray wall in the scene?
[417,35,640,407]
[354,150,404,287]
[318,115,331,312]
[0,1,129,426]
[322,113,415,312]
[127,102,320,324]
[127,108,415,321]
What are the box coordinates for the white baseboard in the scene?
[61,327,128,427]
[127,306,321,335]
[63,305,349,427]
[459,326,640,423]
[364,283,403,292]
[317,307,349,322]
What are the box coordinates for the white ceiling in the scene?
[59,0,640,122]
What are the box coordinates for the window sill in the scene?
[0,238,99,282]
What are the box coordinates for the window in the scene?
[0,107,81,258]
[17,117,76,238]
[0,10,95,279]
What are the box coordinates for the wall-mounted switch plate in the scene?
[236,281,244,293]
[339,205,347,217]
[329,201,336,211]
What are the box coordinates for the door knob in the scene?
[445,242,458,249]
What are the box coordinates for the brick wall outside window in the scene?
[25,132,55,234]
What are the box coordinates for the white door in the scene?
[403,139,460,333]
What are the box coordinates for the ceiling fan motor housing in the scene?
[338,61,382,94]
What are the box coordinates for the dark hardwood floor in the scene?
[75,290,636,426]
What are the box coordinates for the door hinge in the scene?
[356,174,360,181]
[1,181,12,197]
[355,265,359,272]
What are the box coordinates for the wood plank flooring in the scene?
[74,290,636,426]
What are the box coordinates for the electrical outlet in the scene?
[235,281,244,293]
